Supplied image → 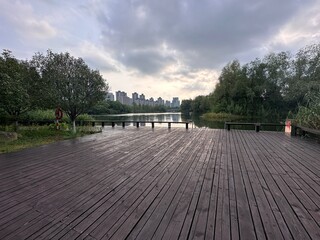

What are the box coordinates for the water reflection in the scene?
[93,113,185,127]
[93,112,285,131]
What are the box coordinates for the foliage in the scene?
[0,50,40,123]
[31,50,108,132]
[294,92,320,129]
[182,43,320,127]
[21,109,68,122]
[0,125,101,153]
[19,109,94,123]
[180,99,192,114]
[201,112,245,121]
[131,103,167,113]
[89,100,168,114]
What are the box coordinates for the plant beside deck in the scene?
[0,125,101,153]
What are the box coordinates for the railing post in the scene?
[151,122,154,128]
[255,124,260,132]
[112,122,115,128]
[227,124,230,131]
[186,122,189,129]
[168,122,171,129]
[92,121,95,127]
[136,122,139,128]
[102,122,105,128]
[122,122,125,128]
[291,125,296,136]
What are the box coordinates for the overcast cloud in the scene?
[0,0,319,100]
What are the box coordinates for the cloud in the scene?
[71,41,121,72]
[265,1,320,53]
[92,0,315,74]
[1,1,57,40]
[1,0,319,100]
[119,48,176,74]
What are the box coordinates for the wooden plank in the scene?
[109,130,206,240]
[0,128,320,239]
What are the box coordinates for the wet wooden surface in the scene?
[0,128,320,239]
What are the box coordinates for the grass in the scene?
[0,125,101,153]
[201,112,246,121]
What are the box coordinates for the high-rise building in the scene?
[116,91,132,105]
[115,90,179,107]
[149,97,154,106]
[157,97,164,105]
[132,92,139,104]
[140,94,145,100]
[171,97,180,108]
[106,92,114,101]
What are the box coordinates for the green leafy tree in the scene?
[289,44,320,107]
[33,50,108,132]
[211,60,244,113]
[192,96,210,115]
[295,91,320,129]
[180,99,192,114]
[0,50,40,129]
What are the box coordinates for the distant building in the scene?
[106,92,114,101]
[171,97,180,108]
[132,92,139,104]
[116,91,132,105]
[140,94,145,100]
[157,97,164,105]
[115,90,179,107]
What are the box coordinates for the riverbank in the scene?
[201,112,246,121]
[0,125,101,153]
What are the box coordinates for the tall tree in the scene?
[33,50,108,132]
[180,99,192,114]
[211,60,244,113]
[0,50,39,128]
[290,43,320,106]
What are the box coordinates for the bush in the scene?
[294,92,320,130]
[19,109,95,123]
[201,112,245,121]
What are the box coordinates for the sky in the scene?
[1,0,320,101]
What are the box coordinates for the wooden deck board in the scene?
[0,128,320,240]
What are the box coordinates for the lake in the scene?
[93,112,193,128]
[92,112,285,131]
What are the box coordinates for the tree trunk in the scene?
[14,120,19,132]
[72,120,76,133]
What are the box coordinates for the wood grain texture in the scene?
[0,128,319,240]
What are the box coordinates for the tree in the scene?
[211,60,244,113]
[0,50,39,129]
[33,50,108,132]
[289,44,320,107]
[192,96,210,115]
[180,99,192,114]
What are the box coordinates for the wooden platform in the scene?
[0,128,320,240]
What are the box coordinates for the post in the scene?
[136,122,139,128]
[255,124,260,132]
[227,123,231,131]
[168,122,171,129]
[92,121,95,127]
[186,122,189,129]
[102,122,105,128]
[291,125,297,136]
[111,122,115,128]
[151,122,154,128]
[122,122,125,128]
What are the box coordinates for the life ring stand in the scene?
[55,108,63,120]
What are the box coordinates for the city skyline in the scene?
[109,90,180,108]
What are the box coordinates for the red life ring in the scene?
[55,108,63,120]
